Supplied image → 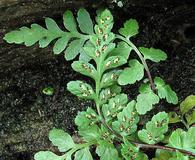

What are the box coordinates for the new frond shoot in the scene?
[4,8,195,160]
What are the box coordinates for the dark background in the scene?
[0,0,195,159]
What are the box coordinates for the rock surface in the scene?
[0,0,195,159]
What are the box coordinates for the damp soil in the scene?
[0,1,195,159]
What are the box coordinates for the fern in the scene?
[4,8,93,60]
[4,8,195,160]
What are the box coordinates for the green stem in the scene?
[115,35,156,91]
[61,31,90,40]
[95,59,103,116]
[95,76,101,115]
[72,32,90,39]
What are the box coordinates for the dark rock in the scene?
[0,0,195,159]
